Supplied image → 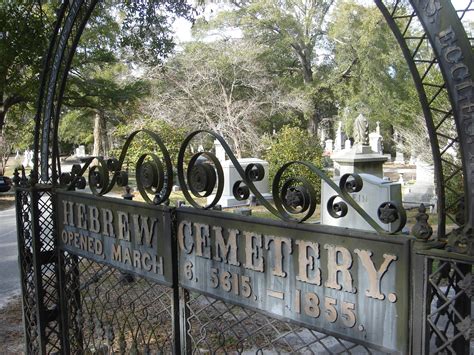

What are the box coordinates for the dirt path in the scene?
[0,297,24,354]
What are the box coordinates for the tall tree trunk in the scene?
[93,111,108,157]
[306,108,319,137]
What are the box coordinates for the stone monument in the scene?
[321,173,403,233]
[334,121,343,152]
[214,139,226,162]
[331,113,387,178]
[75,145,86,158]
[369,121,383,154]
[402,158,435,208]
[207,158,272,208]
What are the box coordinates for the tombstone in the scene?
[369,121,383,154]
[321,173,403,233]
[75,145,86,158]
[394,151,405,164]
[402,159,435,208]
[23,149,33,168]
[324,139,333,154]
[344,139,352,150]
[207,158,272,208]
[214,139,226,162]
[334,121,343,152]
[393,129,405,164]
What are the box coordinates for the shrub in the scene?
[263,125,323,203]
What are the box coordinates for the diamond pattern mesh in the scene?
[16,190,40,354]
[426,257,473,354]
[183,292,375,354]
[62,255,175,353]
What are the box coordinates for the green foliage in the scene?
[263,126,323,202]
[113,119,188,168]
[0,2,56,130]
[328,1,421,130]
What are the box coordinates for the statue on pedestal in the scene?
[353,113,369,146]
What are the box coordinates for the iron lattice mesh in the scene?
[183,292,375,354]
[62,254,175,353]
[38,189,61,353]
[16,190,40,353]
[426,257,473,354]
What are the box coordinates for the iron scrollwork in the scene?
[62,129,173,204]
[62,129,406,233]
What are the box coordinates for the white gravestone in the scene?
[334,121,343,152]
[214,139,226,162]
[402,160,435,207]
[23,149,33,168]
[321,173,402,233]
[369,122,383,154]
[75,145,86,158]
[324,139,333,154]
[207,158,272,208]
[344,139,352,150]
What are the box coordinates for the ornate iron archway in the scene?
[13,0,474,353]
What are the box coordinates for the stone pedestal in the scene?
[207,158,272,208]
[402,160,435,207]
[331,144,387,178]
[321,174,402,233]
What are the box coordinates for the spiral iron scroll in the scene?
[62,129,173,204]
[177,130,406,233]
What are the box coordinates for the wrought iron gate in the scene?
[13,0,474,354]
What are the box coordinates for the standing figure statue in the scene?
[353,113,369,145]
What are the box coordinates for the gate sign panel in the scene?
[177,208,412,353]
[55,190,174,286]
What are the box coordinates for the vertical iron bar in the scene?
[170,208,181,354]
[411,250,430,354]
[179,287,192,355]
[452,263,471,354]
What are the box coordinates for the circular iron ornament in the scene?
[136,153,168,205]
[272,162,318,222]
[377,201,407,234]
[115,170,128,187]
[75,176,86,190]
[177,131,224,209]
[327,196,349,219]
[187,157,217,197]
[233,181,250,201]
[88,158,110,195]
[106,158,120,172]
[280,177,315,215]
[339,173,363,193]
[245,163,265,182]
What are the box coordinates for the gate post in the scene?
[411,247,431,354]
[14,171,63,354]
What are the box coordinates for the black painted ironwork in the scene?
[12,0,474,353]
